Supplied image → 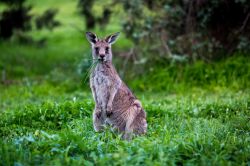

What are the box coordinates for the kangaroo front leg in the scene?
[106,80,121,117]
[90,80,104,131]
[93,106,105,132]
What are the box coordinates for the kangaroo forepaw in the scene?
[106,110,113,117]
[106,105,113,117]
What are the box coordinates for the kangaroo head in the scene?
[86,32,120,62]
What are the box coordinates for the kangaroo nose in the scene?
[100,54,105,58]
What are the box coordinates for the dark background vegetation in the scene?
[0,0,249,165]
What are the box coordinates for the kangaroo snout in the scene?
[99,54,105,62]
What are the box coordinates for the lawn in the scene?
[0,83,249,165]
[0,0,249,165]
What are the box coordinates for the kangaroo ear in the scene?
[105,32,120,44]
[86,32,98,44]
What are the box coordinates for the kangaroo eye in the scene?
[105,47,109,54]
[95,47,99,53]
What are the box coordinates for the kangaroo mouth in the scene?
[98,57,108,63]
[98,58,104,62]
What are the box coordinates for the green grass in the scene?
[0,1,250,165]
[130,55,250,92]
[0,85,249,165]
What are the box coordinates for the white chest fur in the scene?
[91,67,111,110]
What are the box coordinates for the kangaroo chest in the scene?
[91,65,112,108]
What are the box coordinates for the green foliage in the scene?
[77,0,112,29]
[112,0,250,63]
[0,1,32,39]
[0,0,60,41]
[129,55,250,92]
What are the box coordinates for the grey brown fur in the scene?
[86,32,147,139]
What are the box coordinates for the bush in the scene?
[0,0,60,42]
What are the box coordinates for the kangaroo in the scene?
[86,32,147,140]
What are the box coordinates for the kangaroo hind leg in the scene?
[123,100,145,140]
